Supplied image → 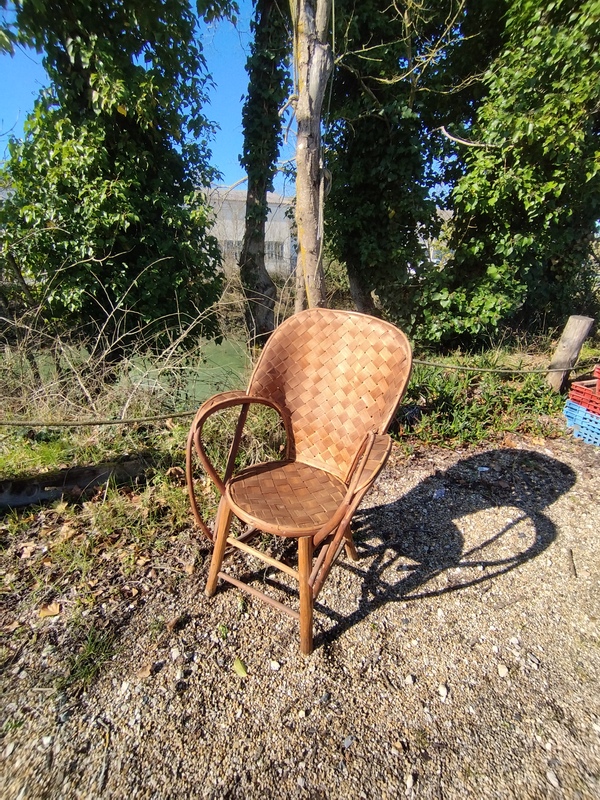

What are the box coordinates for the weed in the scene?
[51,535,97,582]
[201,403,286,475]
[0,306,248,439]
[56,626,115,693]
[413,727,430,751]
[148,617,165,639]
[217,623,229,640]
[400,352,565,447]
[2,509,36,540]
[1,717,24,735]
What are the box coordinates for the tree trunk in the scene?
[294,0,332,309]
[5,250,37,309]
[347,262,378,316]
[294,264,307,313]
[239,184,277,346]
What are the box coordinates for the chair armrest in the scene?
[348,433,393,495]
[185,391,291,540]
[312,433,392,548]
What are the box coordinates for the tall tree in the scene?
[440,0,600,343]
[291,0,332,310]
[0,0,227,346]
[324,0,507,325]
[239,0,290,344]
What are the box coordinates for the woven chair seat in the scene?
[227,460,347,537]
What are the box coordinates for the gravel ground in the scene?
[1,434,599,799]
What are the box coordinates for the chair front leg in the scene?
[205,497,234,597]
[298,536,314,655]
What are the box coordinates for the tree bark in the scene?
[294,0,332,309]
[239,184,277,346]
[6,250,37,309]
[347,262,378,316]
[294,264,307,313]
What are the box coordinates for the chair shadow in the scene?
[313,448,576,649]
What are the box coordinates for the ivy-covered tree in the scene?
[324,0,507,328]
[429,0,600,344]
[324,0,434,317]
[239,0,290,344]
[0,0,227,346]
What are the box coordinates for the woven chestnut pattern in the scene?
[249,308,411,481]
[228,460,347,535]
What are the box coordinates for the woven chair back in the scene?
[248,308,412,482]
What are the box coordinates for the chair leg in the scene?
[343,525,359,562]
[205,498,233,597]
[298,536,314,655]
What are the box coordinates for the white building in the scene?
[209,187,296,277]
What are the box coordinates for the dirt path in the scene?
[2,435,599,799]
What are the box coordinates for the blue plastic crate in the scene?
[563,399,600,446]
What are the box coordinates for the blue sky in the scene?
[0,2,294,195]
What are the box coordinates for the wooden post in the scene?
[547,315,595,392]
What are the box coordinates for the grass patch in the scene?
[0,328,248,427]
[399,354,566,447]
[56,625,115,693]
[0,403,284,693]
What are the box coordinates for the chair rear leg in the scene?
[205,498,233,597]
[343,525,359,562]
[298,536,314,655]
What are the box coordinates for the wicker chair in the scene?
[185,308,412,654]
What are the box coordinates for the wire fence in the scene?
[1,358,595,429]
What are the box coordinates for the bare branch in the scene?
[438,125,499,149]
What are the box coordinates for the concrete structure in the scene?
[209,187,296,277]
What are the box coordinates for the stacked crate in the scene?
[563,365,600,446]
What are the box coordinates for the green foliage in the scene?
[0,0,226,342]
[324,0,434,309]
[324,0,508,319]
[423,0,600,345]
[323,256,352,308]
[240,0,290,203]
[401,358,565,447]
[57,626,115,691]
[323,0,599,347]
[0,20,12,52]
[238,0,291,343]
